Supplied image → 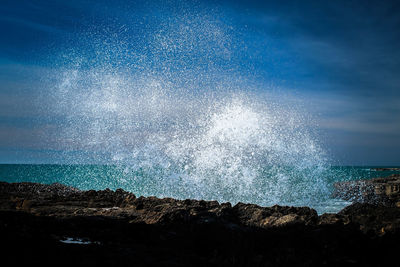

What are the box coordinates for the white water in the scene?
[39,4,333,211]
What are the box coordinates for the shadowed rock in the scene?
[333,174,400,206]
[1,181,400,266]
[0,182,317,228]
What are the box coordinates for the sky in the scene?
[0,0,399,165]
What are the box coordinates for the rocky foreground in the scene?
[1,181,400,266]
[333,174,400,205]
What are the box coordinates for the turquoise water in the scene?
[1,164,399,214]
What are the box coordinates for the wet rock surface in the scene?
[1,182,400,266]
[333,174,400,205]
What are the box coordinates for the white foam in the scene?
[41,5,330,210]
[59,237,97,245]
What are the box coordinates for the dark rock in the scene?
[333,174,400,205]
[339,202,400,235]
[232,203,318,228]
[1,181,400,266]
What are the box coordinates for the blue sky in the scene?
[0,0,399,165]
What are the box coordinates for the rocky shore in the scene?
[1,181,400,266]
[333,174,400,206]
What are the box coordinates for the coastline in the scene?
[1,181,400,266]
[2,164,399,214]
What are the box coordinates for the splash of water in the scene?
[40,4,331,209]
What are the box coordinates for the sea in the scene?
[1,164,399,214]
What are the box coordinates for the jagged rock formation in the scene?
[333,174,400,205]
[1,181,400,266]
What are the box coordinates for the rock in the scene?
[333,174,400,205]
[338,202,400,235]
[1,181,400,266]
[317,213,347,225]
[232,203,318,228]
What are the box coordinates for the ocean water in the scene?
[1,164,399,214]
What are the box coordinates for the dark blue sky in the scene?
[1,0,399,165]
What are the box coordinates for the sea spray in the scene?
[45,69,330,208]
[39,3,331,210]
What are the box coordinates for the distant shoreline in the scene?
[371,167,400,171]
